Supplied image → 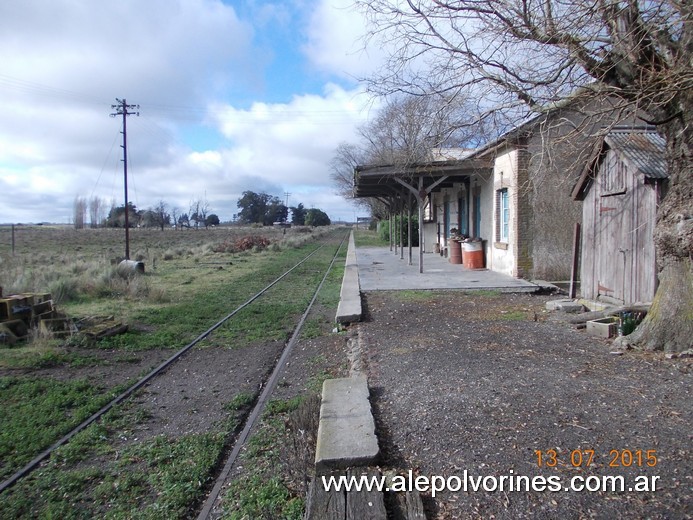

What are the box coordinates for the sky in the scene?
[0,0,384,224]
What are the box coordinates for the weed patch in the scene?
[224,391,256,412]
[222,394,321,520]
[0,395,239,520]
[353,229,388,247]
[395,289,437,302]
[0,377,115,480]
[498,310,530,321]
[224,475,303,520]
[464,289,502,297]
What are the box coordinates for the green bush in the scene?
[379,216,419,246]
[48,277,79,303]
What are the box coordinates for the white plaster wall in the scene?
[491,149,519,277]
[473,174,494,269]
[422,221,437,253]
[425,180,496,257]
[432,185,468,253]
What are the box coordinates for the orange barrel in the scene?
[448,240,462,264]
[462,242,484,268]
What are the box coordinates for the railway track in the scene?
[0,229,349,517]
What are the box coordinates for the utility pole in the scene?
[110,98,139,259]
[284,192,291,224]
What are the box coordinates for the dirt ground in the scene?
[358,290,692,520]
[4,288,690,519]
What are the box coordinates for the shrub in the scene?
[211,240,236,253]
[214,236,271,253]
[148,286,170,303]
[236,236,271,251]
[379,216,419,246]
[48,277,79,304]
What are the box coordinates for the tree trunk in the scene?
[625,259,693,353]
[626,108,692,354]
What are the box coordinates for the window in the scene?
[423,196,436,222]
[496,188,509,243]
[473,192,481,238]
[444,200,451,238]
[458,197,468,236]
[600,151,627,196]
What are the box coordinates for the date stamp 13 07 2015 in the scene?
[534,449,659,469]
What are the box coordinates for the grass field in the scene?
[0,226,338,478]
[0,224,352,518]
[0,224,334,363]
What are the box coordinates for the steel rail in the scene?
[195,229,349,520]
[0,233,342,495]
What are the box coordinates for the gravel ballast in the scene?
[358,290,692,519]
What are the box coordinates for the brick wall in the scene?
[513,143,534,278]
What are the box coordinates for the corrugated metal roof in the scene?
[605,128,668,179]
[430,147,476,161]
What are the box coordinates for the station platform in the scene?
[356,246,538,292]
[335,236,538,324]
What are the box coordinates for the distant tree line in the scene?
[73,196,219,230]
[73,196,107,229]
[235,191,330,227]
[72,190,331,230]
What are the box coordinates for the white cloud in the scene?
[0,0,377,224]
[249,1,293,28]
[214,84,371,178]
[177,83,373,219]
[303,0,383,81]
[92,83,372,222]
[0,0,254,104]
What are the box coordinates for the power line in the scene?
[0,73,107,106]
[0,73,368,125]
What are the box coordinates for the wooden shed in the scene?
[572,127,668,304]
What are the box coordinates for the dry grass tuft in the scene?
[280,393,321,496]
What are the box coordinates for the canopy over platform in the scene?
[353,158,492,199]
[353,157,492,273]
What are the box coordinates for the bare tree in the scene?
[189,198,211,229]
[152,200,170,231]
[170,206,181,230]
[356,0,691,353]
[189,200,201,229]
[330,141,389,219]
[360,94,480,165]
[330,142,366,201]
[73,196,87,229]
[88,196,105,228]
[199,199,211,228]
[332,93,483,218]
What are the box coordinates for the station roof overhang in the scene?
[353,158,493,200]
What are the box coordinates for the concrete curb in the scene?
[314,375,379,472]
[335,231,362,324]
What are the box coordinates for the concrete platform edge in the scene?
[314,375,379,472]
[335,231,362,324]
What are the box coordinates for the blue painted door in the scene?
[444,201,451,238]
[458,197,468,236]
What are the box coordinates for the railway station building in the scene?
[353,95,640,284]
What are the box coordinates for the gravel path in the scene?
[360,290,692,519]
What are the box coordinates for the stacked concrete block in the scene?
[0,292,57,344]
